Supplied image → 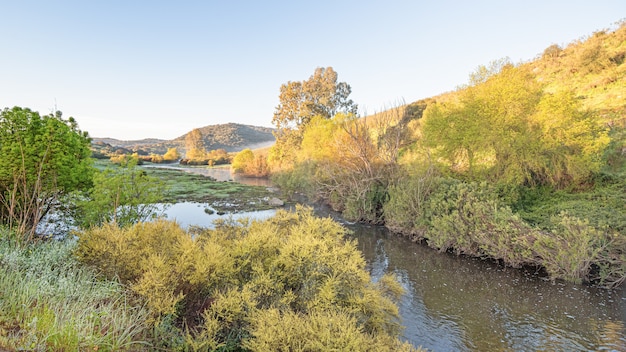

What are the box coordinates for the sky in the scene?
[1,1,624,140]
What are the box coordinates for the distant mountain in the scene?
[171,123,276,151]
[92,138,167,147]
[92,123,275,157]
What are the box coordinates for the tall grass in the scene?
[0,233,152,351]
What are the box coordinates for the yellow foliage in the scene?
[75,207,411,349]
[186,147,206,161]
[163,147,180,161]
[232,148,270,177]
[131,254,184,316]
[110,153,140,165]
[244,309,424,352]
[299,115,337,162]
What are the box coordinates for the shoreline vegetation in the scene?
[0,209,422,351]
[265,24,626,288]
[1,21,625,351]
[1,146,419,350]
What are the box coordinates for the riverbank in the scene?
[380,176,626,288]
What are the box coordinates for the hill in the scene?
[525,22,626,122]
[398,21,626,124]
[92,123,275,156]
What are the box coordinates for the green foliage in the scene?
[384,174,626,286]
[530,90,610,187]
[299,115,337,162]
[272,67,357,131]
[75,207,410,350]
[271,161,318,199]
[515,180,626,233]
[0,234,150,351]
[232,148,269,176]
[342,181,387,224]
[422,64,609,188]
[75,158,166,228]
[383,166,438,237]
[232,148,254,173]
[532,214,607,284]
[424,179,538,268]
[0,107,93,241]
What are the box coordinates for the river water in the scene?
[159,166,626,351]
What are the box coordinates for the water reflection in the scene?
[348,224,626,351]
[160,202,276,229]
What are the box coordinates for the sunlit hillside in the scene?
[386,21,626,133]
[526,21,626,123]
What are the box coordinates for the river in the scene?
[158,166,626,351]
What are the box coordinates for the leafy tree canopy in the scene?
[272,67,358,132]
[270,67,357,169]
[185,128,206,160]
[422,64,609,188]
[0,106,93,240]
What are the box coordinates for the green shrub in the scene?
[418,178,626,286]
[271,161,317,199]
[75,207,413,350]
[340,181,387,224]
[383,167,438,238]
[424,180,538,268]
[533,213,626,286]
[74,158,166,228]
[231,148,255,173]
[533,214,602,284]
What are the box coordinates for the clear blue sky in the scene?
[1,1,624,140]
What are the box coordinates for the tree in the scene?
[270,67,358,168]
[272,67,358,131]
[185,128,206,160]
[231,148,269,177]
[163,147,180,162]
[231,148,255,174]
[529,90,610,186]
[0,107,93,241]
[422,64,609,188]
